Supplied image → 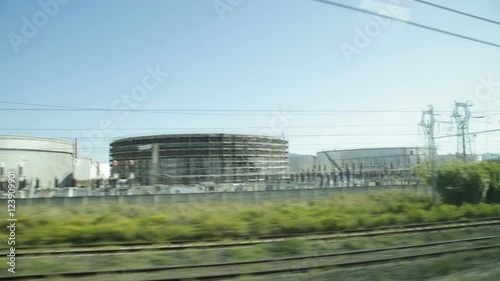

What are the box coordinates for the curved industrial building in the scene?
[316,147,430,176]
[110,134,290,185]
[283,147,432,187]
[0,135,75,190]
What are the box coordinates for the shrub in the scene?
[416,161,500,205]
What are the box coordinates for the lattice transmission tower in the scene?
[452,101,472,161]
[419,105,437,203]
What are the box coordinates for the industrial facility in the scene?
[0,135,75,192]
[288,147,430,187]
[290,147,429,173]
[316,147,430,173]
[110,133,290,187]
[289,153,317,172]
[73,158,110,186]
[0,133,433,197]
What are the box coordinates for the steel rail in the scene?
[147,244,500,281]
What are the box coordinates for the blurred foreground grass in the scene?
[1,191,500,246]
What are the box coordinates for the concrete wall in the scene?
[7,185,430,207]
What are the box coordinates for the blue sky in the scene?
[1,0,499,161]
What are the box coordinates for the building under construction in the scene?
[110,133,290,186]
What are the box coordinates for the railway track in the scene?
[4,236,499,280]
[13,218,500,258]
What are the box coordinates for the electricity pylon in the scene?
[420,105,437,203]
[452,101,472,161]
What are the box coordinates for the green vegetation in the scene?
[287,248,500,281]
[1,191,499,246]
[3,226,499,277]
[416,161,500,204]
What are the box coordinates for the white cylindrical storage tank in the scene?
[0,135,74,190]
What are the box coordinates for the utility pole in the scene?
[452,101,472,161]
[420,105,438,203]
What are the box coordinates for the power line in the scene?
[0,143,430,150]
[0,107,473,115]
[0,123,416,131]
[0,100,87,109]
[434,128,500,139]
[0,100,444,114]
[312,0,500,49]
[0,108,428,114]
[4,142,500,152]
[60,132,423,140]
[0,142,434,151]
[412,0,500,26]
[0,131,422,142]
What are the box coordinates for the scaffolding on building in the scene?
[110,134,290,186]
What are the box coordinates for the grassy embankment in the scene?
[2,191,499,246]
